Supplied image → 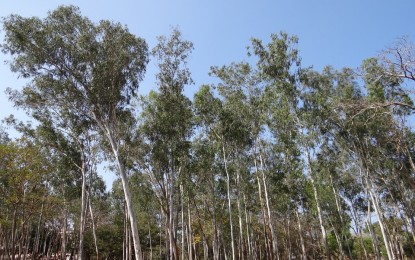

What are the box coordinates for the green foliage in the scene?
[2,5,415,258]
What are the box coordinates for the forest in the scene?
[1,5,415,260]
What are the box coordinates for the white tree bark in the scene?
[305,147,330,259]
[222,144,236,260]
[78,165,87,260]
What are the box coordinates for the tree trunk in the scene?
[236,170,245,259]
[88,191,99,260]
[33,200,44,259]
[180,184,185,260]
[168,174,178,260]
[23,224,30,260]
[11,208,17,260]
[116,152,143,260]
[78,166,87,260]
[366,200,381,260]
[369,187,395,260]
[61,204,68,260]
[148,221,153,260]
[253,146,270,259]
[328,217,344,259]
[329,174,352,259]
[305,147,330,260]
[100,123,143,260]
[212,191,219,260]
[243,194,252,259]
[222,144,236,260]
[295,208,307,260]
[187,198,193,260]
[258,151,279,260]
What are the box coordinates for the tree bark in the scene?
[295,208,307,260]
[329,174,352,259]
[78,165,87,260]
[61,203,68,260]
[187,195,193,260]
[180,184,185,260]
[305,147,330,260]
[236,170,245,259]
[253,144,270,259]
[369,187,395,260]
[88,191,99,260]
[222,144,236,260]
[95,118,143,260]
[33,200,44,259]
[259,147,279,260]
[113,146,143,260]
[243,194,252,259]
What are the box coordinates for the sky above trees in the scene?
[1,0,414,186]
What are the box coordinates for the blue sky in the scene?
[1,1,413,106]
[1,0,413,187]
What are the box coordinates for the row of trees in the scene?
[1,5,415,259]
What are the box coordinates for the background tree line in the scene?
[1,5,415,260]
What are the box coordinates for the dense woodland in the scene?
[1,6,415,260]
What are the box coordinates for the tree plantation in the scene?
[1,5,415,260]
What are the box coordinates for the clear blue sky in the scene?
[1,0,413,187]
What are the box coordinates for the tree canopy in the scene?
[1,5,415,260]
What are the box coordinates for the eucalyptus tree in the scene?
[1,6,149,259]
[209,61,262,258]
[249,32,364,259]
[138,29,193,260]
[193,86,228,259]
[309,56,415,259]
[248,32,313,259]
[194,78,253,260]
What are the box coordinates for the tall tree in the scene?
[2,6,149,259]
[138,29,193,260]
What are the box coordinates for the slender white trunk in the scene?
[369,187,395,260]
[78,166,87,260]
[123,207,126,260]
[23,226,30,260]
[212,188,219,260]
[181,184,185,260]
[295,208,306,260]
[222,145,236,260]
[259,149,279,260]
[96,120,143,260]
[88,192,99,259]
[236,171,245,259]
[329,218,345,260]
[148,221,153,260]
[61,204,67,260]
[33,200,44,259]
[243,194,252,259]
[187,195,193,260]
[253,144,270,258]
[168,177,177,260]
[305,147,330,259]
[329,174,352,258]
[113,146,143,260]
[366,202,381,260]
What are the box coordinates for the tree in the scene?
[2,6,149,259]
[138,29,193,260]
